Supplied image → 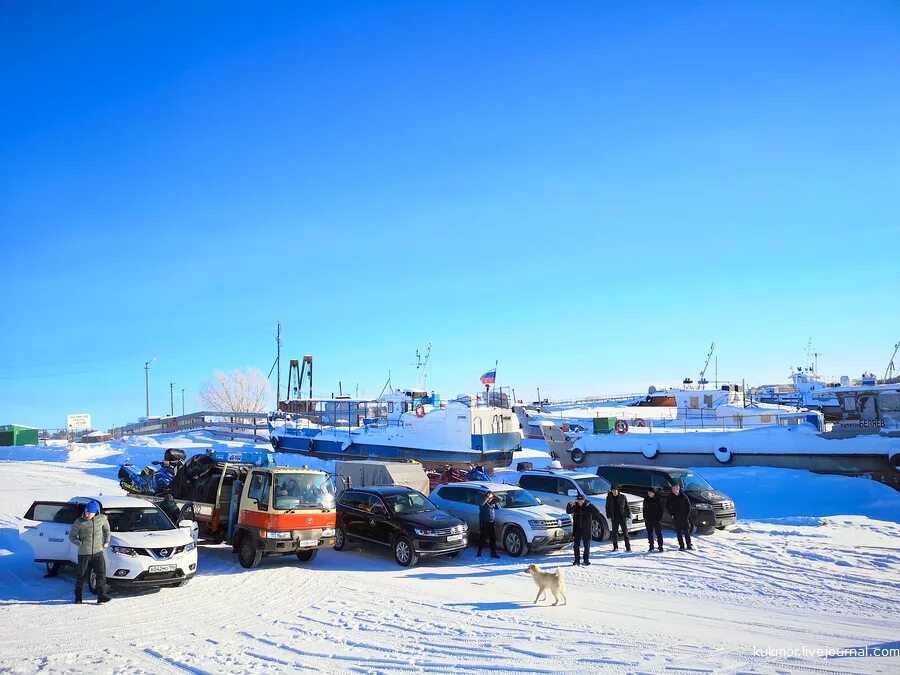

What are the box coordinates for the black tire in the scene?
[333,524,347,551]
[237,535,263,569]
[502,525,527,557]
[296,549,318,563]
[571,448,585,464]
[393,536,418,567]
[88,568,99,595]
[591,517,608,542]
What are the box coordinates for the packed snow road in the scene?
[1,451,899,673]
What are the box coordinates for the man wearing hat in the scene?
[566,492,600,565]
[68,500,111,604]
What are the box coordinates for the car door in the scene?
[519,475,556,507]
[542,477,570,508]
[338,491,366,539]
[20,501,80,564]
[175,502,200,542]
[365,496,393,546]
[454,487,482,534]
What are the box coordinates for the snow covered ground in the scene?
[1,433,899,674]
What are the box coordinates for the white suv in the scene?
[20,494,198,593]
[429,482,573,557]
[516,470,644,541]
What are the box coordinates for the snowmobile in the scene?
[118,448,186,495]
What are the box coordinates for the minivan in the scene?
[595,465,736,533]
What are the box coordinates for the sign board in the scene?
[66,414,92,431]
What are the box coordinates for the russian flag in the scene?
[480,368,496,385]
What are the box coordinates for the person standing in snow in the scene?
[476,492,500,558]
[67,500,111,604]
[566,493,600,565]
[667,484,694,551]
[605,485,632,552]
[643,488,664,552]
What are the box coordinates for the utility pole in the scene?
[144,359,154,417]
[181,388,185,416]
[276,322,281,407]
[170,382,175,416]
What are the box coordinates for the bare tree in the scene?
[199,368,271,414]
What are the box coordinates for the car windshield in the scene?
[674,472,713,491]
[273,473,335,510]
[574,476,612,495]
[491,489,540,508]
[105,507,175,532]
[383,492,435,515]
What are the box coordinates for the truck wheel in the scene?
[502,525,527,557]
[296,549,318,563]
[393,536,418,567]
[591,517,608,542]
[237,535,263,569]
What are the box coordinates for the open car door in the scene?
[176,501,199,542]
[20,501,80,565]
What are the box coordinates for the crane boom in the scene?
[885,340,900,381]
[698,342,716,387]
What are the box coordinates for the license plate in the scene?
[446,534,463,542]
[719,518,736,526]
[297,540,317,548]
[148,564,176,573]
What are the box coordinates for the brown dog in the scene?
[525,563,567,606]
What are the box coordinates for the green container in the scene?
[592,417,617,434]
[0,424,40,446]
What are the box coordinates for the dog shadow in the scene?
[445,601,531,611]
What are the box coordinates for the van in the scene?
[595,465,736,533]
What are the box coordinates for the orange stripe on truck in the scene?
[240,510,336,531]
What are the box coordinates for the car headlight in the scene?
[262,530,293,540]
[321,527,335,537]
[185,541,196,552]
[112,546,138,557]
[413,528,436,536]
[692,503,713,509]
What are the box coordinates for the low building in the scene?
[0,424,39,446]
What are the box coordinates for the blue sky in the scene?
[2,1,899,429]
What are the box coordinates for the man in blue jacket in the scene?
[68,500,111,604]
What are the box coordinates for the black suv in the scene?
[334,486,468,566]
[596,465,737,534]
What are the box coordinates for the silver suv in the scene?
[429,482,573,557]
[516,470,644,541]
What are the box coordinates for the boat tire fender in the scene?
[714,446,733,464]
[570,448,585,464]
[615,420,629,434]
[415,404,426,418]
[642,442,659,459]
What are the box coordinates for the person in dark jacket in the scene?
[643,488,664,552]
[566,494,600,565]
[476,492,500,558]
[605,485,632,552]
[160,493,181,525]
[667,484,694,551]
[67,500,111,604]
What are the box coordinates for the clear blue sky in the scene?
[2,1,899,429]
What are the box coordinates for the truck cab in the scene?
[231,467,337,568]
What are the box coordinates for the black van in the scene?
[595,464,736,534]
